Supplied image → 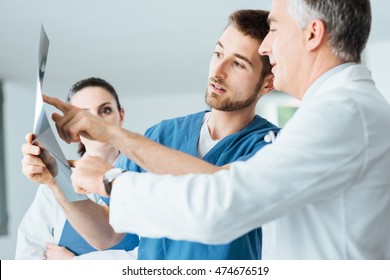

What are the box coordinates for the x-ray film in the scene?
[32,26,86,201]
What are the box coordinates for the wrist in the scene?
[46,176,57,186]
[103,167,125,196]
[108,125,123,147]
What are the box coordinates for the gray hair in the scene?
[288,0,371,63]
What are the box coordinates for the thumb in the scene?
[25,133,35,144]
[68,159,78,168]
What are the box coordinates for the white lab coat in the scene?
[109,63,390,259]
[15,184,137,260]
[16,185,64,259]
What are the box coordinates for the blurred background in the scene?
[0,0,389,259]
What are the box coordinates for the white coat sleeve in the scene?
[15,185,58,259]
[108,93,366,244]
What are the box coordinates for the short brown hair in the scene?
[228,10,271,79]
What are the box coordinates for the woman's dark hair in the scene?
[67,77,122,157]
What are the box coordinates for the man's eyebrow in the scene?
[235,54,254,68]
[217,41,254,68]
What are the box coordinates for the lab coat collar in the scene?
[302,63,372,103]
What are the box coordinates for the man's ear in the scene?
[259,74,275,95]
[306,19,326,51]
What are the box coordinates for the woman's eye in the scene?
[101,107,112,114]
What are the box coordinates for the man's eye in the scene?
[214,52,221,58]
[233,61,244,69]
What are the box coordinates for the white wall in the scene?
[366,41,390,102]
[0,82,37,259]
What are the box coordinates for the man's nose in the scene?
[211,59,228,80]
[259,33,271,56]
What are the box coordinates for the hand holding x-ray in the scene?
[32,26,86,201]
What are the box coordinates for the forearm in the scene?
[109,126,223,175]
[50,183,124,250]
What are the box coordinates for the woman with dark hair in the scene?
[16,77,139,259]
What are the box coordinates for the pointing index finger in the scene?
[43,94,72,113]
